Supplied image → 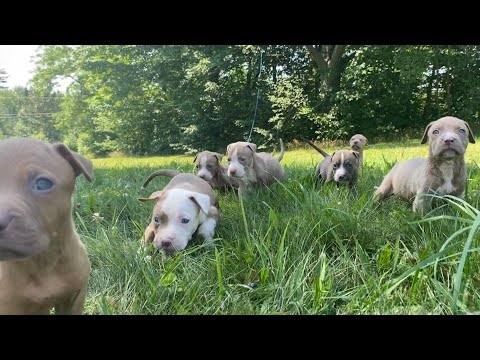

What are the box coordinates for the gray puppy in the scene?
[374,116,475,214]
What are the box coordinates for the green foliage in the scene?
[18,44,480,156]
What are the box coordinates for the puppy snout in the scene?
[229,169,237,176]
[162,240,173,248]
[0,209,14,231]
[443,137,455,145]
[338,174,346,181]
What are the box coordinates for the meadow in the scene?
[75,139,480,314]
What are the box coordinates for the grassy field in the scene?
[75,139,480,314]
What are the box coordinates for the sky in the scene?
[0,45,39,88]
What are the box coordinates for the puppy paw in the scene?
[198,218,217,243]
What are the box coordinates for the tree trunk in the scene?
[305,45,348,92]
[422,63,436,120]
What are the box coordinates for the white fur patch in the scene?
[154,189,203,251]
[197,217,217,243]
[227,148,245,177]
[333,153,346,182]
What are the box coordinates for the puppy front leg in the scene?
[413,190,431,216]
[55,285,88,315]
[199,206,218,243]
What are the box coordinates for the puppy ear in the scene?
[246,143,257,152]
[364,137,369,145]
[352,151,360,162]
[463,121,476,144]
[214,153,223,162]
[53,143,93,182]
[138,191,164,203]
[188,192,211,215]
[193,155,198,163]
[421,122,433,144]
[144,224,155,243]
[226,144,232,155]
[330,151,336,161]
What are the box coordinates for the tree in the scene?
[0,68,7,89]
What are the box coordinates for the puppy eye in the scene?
[239,157,246,161]
[346,163,352,168]
[332,164,338,169]
[227,158,231,162]
[154,216,160,224]
[32,177,54,191]
[206,164,212,169]
[432,129,440,135]
[459,128,466,133]
[196,165,199,169]
[181,218,190,224]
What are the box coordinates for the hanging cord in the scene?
[247,52,264,143]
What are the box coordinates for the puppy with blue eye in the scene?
[315,150,360,190]
[374,116,475,214]
[0,138,93,314]
[140,170,219,254]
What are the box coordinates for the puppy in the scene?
[0,138,93,315]
[374,116,475,214]
[226,139,285,195]
[140,170,219,254]
[193,151,240,191]
[316,150,360,190]
[308,133,368,165]
[349,134,368,165]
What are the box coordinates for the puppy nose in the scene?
[230,169,236,175]
[161,240,173,248]
[0,209,13,231]
[444,137,455,145]
[199,174,206,179]
[338,175,346,181]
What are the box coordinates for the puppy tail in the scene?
[142,169,181,189]
[276,138,285,162]
[307,140,330,158]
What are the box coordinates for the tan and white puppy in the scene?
[0,138,93,315]
[140,170,219,254]
[316,150,360,190]
[374,116,475,214]
[194,151,240,191]
[226,139,285,195]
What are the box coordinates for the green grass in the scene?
[76,140,480,314]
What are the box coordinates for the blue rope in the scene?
[247,52,264,143]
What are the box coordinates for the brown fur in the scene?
[193,151,240,191]
[374,116,475,214]
[0,138,93,314]
[226,139,285,196]
[316,150,360,190]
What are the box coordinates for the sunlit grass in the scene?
[78,137,480,314]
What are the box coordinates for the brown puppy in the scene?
[316,150,360,190]
[0,138,93,314]
[193,151,240,191]
[374,116,475,214]
[226,139,285,196]
[140,170,219,253]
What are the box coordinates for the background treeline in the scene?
[1,45,479,157]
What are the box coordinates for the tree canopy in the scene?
[0,45,479,157]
